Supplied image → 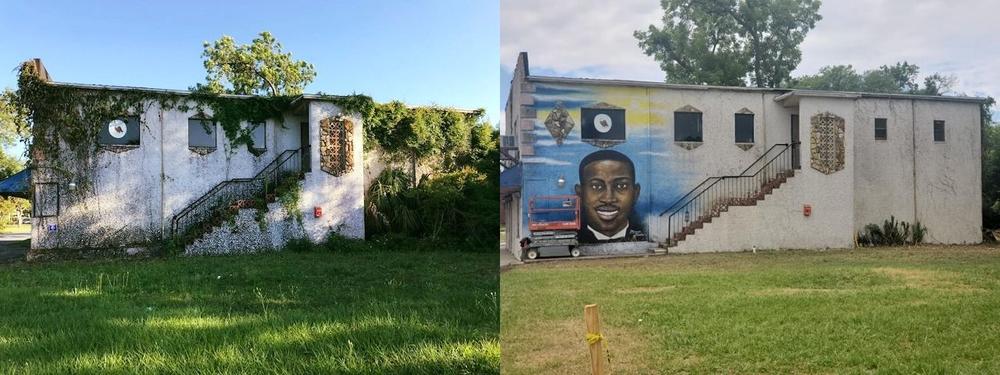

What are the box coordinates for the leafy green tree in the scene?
[791,62,956,95]
[0,150,22,179]
[793,65,862,91]
[636,0,822,87]
[194,32,316,96]
[0,88,30,151]
[983,97,999,229]
[0,151,28,228]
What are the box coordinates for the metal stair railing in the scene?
[170,147,305,241]
[658,143,789,218]
[662,143,798,246]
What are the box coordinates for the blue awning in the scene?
[0,169,30,198]
[500,164,521,195]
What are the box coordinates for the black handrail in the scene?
[663,142,799,246]
[659,143,789,217]
[738,143,790,175]
[170,147,305,241]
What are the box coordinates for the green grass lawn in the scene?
[501,246,1000,374]
[0,248,499,374]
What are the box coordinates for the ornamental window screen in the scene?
[809,112,846,175]
[320,116,354,176]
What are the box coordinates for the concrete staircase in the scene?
[662,170,794,249]
[659,143,799,251]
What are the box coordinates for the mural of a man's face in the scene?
[575,152,640,237]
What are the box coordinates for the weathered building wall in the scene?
[912,100,982,243]
[673,97,858,252]
[300,101,365,242]
[32,96,364,251]
[32,104,163,249]
[517,76,798,253]
[160,102,283,232]
[853,99,917,229]
[185,200,305,255]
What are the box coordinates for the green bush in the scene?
[858,216,925,246]
[365,167,497,249]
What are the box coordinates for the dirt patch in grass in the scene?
[614,285,677,294]
[750,287,857,296]
[873,267,985,292]
[505,319,653,374]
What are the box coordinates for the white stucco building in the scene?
[24,61,367,255]
[501,52,987,259]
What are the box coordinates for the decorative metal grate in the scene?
[320,116,354,177]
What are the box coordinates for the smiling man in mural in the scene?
[575,149,645,243]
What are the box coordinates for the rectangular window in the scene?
[874,118,887,140]
[188,118,217,148]
[674,112,703,142]
[249,122,266,150]
[735,113,754,143]
[933,120,945,142]
[98,116,141,146]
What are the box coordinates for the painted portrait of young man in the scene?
[575,149,645,243]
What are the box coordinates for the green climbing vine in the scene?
[14,62,296,193]
[12,60,489,202]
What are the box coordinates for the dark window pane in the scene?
[98,116,141,146]
[250,122,266,149]
[189,119,217,148]
[674,112,703,142]
[735,113,754,143]
[934,120,945,142]
[874,118,887,140]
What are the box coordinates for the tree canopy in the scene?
[635,0,822,87]
[0,88,30,152]
[791,62,956,95]
[194,32,317,96]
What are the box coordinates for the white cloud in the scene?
[502,0,1000,106]
[521,156,573,166]
[501,0,663,80]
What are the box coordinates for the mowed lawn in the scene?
[501,246,1000,374]
[0,248,499,374]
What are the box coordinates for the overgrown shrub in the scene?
[857,216,926,246]
[365,167,497,249]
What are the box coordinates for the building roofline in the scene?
[526,74,990,105]
[46,81,480,113]
[775,89,989,104]
[527,75,787,94]
[48,81,258,98]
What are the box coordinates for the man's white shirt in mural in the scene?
[587,225,629,241]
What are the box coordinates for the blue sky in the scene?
[1,0,499,157]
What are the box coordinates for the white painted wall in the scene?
[853,99,917,228]
[300,101,365,242]
[671,97,858,252]
[912,100,982,243]
[32,96,364,250]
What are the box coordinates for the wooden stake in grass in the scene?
[584,304,605,375]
